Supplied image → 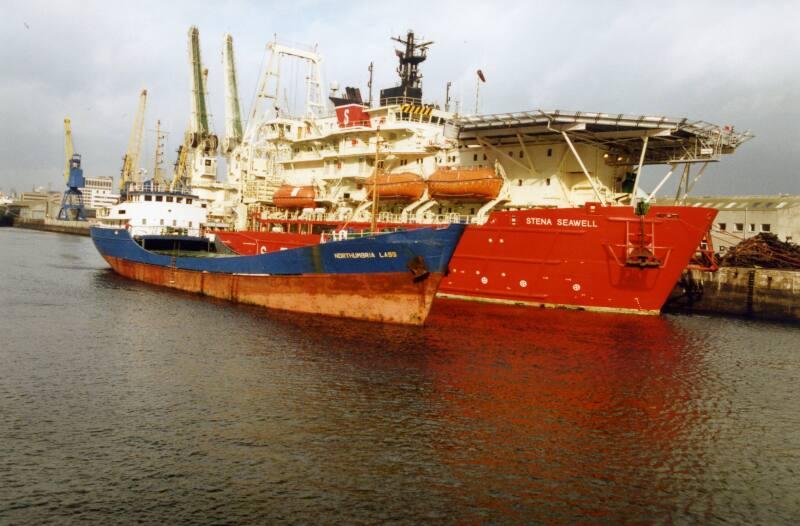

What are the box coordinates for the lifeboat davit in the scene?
[428,167,503,201]
[272,185,316,209]
[365,172,426,201]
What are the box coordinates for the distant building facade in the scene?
[80,176,119,209]
[15,191,62,219]
[678,195,800,252]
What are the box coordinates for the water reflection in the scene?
[2,229,799,523]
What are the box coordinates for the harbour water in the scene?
[1,227,798,523]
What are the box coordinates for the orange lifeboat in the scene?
[272,185,316,209]
[365,172,426,201]
[428,167,503,201]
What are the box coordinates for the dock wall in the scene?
[14,218,92,237]
[668,267,800,322]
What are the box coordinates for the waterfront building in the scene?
[679,195,800,251]
[15,191,63,219]
[79,176,119,210]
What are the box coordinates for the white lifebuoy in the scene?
[259,246,267,254]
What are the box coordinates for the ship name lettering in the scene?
[334,252,376,259]
[525,217,598,228]
[378,251,397,258]
[556,219,598,228]
[526,217,552,226]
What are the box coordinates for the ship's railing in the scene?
[124,224,204,237]
[123,182,180,194]
[380,97,423,107]
[260,207,478,226]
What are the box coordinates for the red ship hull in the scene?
[216,204,716,314]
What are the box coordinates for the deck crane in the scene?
[57,118,86,221]
[120,89,147,193]
[186,25,218,185]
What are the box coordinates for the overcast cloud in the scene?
[1,0,798,197]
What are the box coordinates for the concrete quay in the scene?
[668,267,800,322]
[13,218,92,237]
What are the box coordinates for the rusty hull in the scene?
[104,256,442,325]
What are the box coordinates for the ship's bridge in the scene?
[451,109,753,166]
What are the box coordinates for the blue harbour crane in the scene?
[57,118,86,221]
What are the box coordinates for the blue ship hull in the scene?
[90,225,464,325]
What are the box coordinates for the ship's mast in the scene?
[380,30,433,105]
[367,61,374,107]
[151,120,167,186]
[391,30,433,91]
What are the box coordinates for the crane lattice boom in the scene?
[223,33,243,154]
[120,89,147,190]
[63,118,73,182]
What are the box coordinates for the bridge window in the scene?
[546,178,551,186]
[748,224,756,232]
[473,154,478,161]
[547,148,553,157]
[735,223,744,232]
[762,224,771,232]
[144,195,152,201]
[483,154,487,161]
[519,151,524,158]
[166,196,173,202]
[718,223,727,231]
[142,218,146,225]
[156,196,163,202]
[187,199,192,204]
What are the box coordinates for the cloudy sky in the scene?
[1,0,797,197]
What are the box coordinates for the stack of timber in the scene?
[668,233,800,322]
[719,233,800,270]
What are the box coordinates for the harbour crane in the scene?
[57,118,86,221]
[222,33,244,186]
[120,89,147,193]
[222,33,243,155]
[185,26,218,185]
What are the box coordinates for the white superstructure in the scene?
[225,31,752,230]
[100,182,208,237]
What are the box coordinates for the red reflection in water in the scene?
[420,300,706,519]
[249,298,708,520]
